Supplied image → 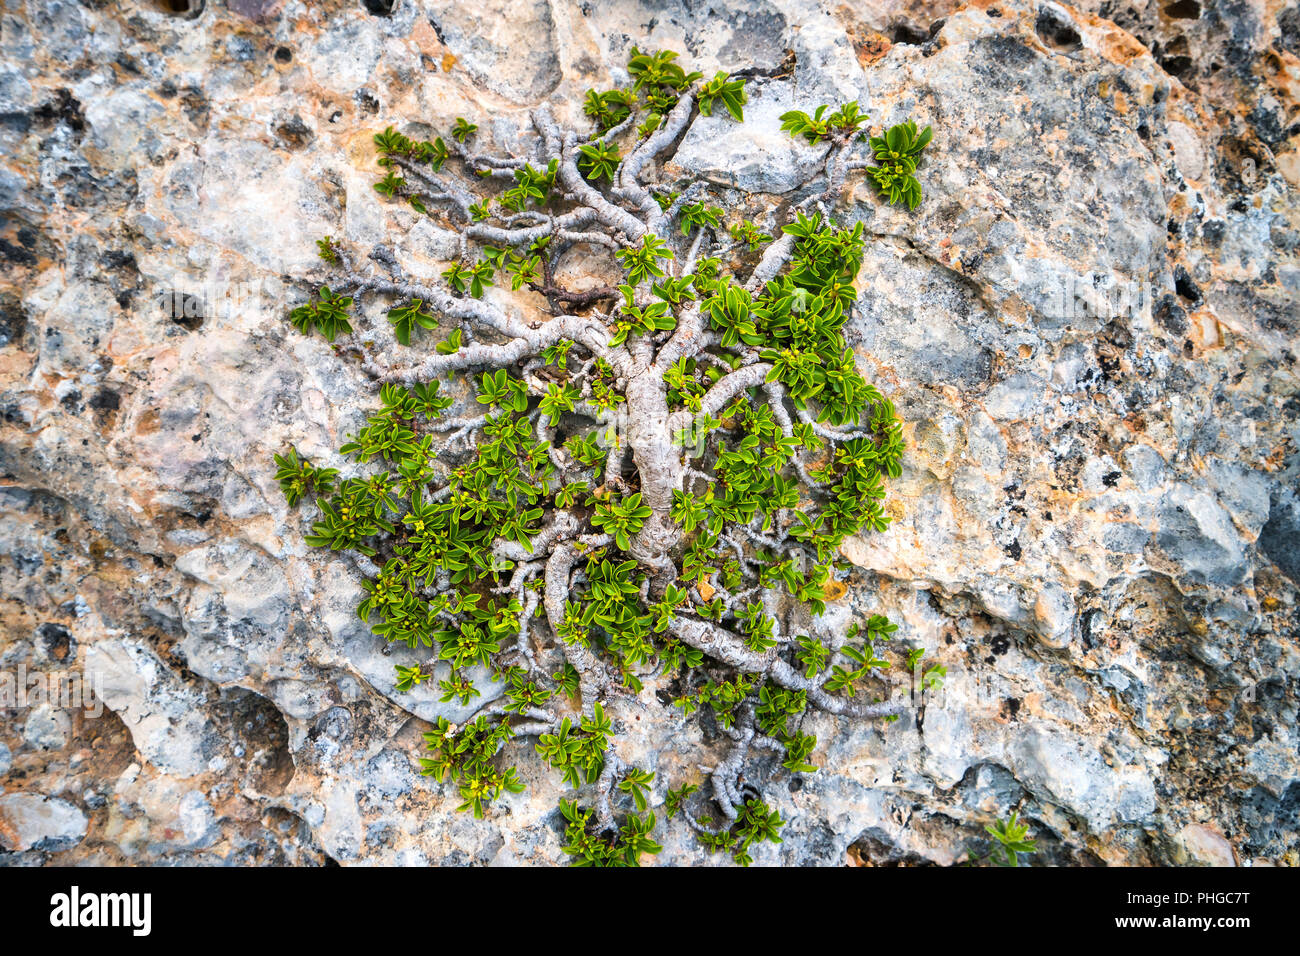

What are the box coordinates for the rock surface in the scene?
[0,0,1297,866]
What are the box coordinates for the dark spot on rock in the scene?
[31,89,86,135]
[274,46,292,63]
[0,293,28,349]
[1096,317,1132,378]
[180,86,210,127]
[1165,0,1201,17]
[788,776,803,792]
[972,35,1036,85]
[1259,489,1300,585]
[1102,470,1121,487]
[1159,53,1194,79]
[1079,609,1097,649]
[1035,8,1082,51]
[274,114,314,150]
[990,634,1010,656]
[362,0,397,15]
[1279,6,1300,57]
[89,389,120,413]
[1000,697,1021,719]
[159,290,205,331]
[37,623,75,662]
[1003,539,1022,561]
[155,0,204,18]
[888,19,930,44]
[355,89,380,114]
[1154,294,1188,335]
[1201,219,1225,245]
[1174,265,1202,303]
[1247,102,1290,148]
[0,111,30,134]
[221,689,296,795]
[1216,135,1271,194]
[99,249,136,272]
[1239,781,1300,859]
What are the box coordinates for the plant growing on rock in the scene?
[277,47,933,865]
[967,812,1039,867]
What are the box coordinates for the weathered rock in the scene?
[673,79,831,193]
[0,793,88,852]
[1177,823,1237,867]
[0,0,1296,867]
[85,639,215,779]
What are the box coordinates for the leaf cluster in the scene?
[778,101,869,144]
[866,119,933,209]
[420,716,525,818]
[274,447,337,507]
[697,797,784,867]
[289,286,354,341]
[557,798,662,866]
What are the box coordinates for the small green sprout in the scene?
[696,71,747,121]
[977,812,1039,867]
[451,117,477,143]
[288,286,354,341]
[578,139,621,181]
[273,447,338,506]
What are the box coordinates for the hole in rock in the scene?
[1034,8,1082,50]
[888,19,930,45]
[156,0,204,17]
[1164,0,1201,18]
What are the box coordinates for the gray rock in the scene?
[0,0,1295,868]
[22,704,70,751]
[1008,725,1156,831]
[433,0,561,103]
[1258,486,1300,585]
[673,79,830,194]
[0,793,88,852]
[1155,484,1250,587]
[84,640,214,779]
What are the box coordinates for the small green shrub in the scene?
[276,44,936,866]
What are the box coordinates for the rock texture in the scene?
[1,0,1297,865]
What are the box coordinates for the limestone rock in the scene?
[0,793,88,852]
[0,0,1295,866]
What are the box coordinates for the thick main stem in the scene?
[623,364,683,580]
